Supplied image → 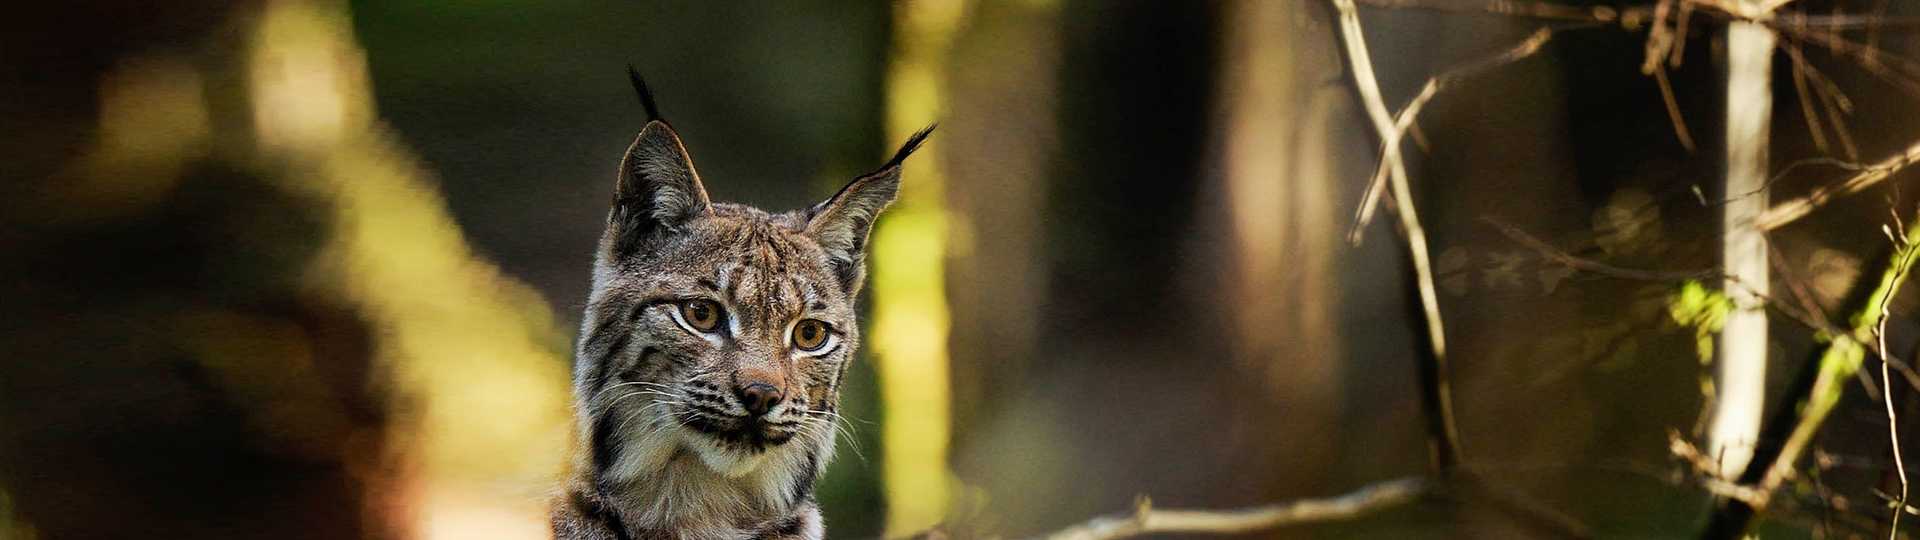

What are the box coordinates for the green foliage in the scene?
[1824,333,1867,377]
[1668,280,1732,363]
[1668,280,1733,402]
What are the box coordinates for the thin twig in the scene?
[1349,0,1637,22]
[1701,212,1920,538]
[1758,136,1920,230]
[1785,42,1832,155]
[1349,26,1560,242]
[1672,431,1771,505]
[1639,1,1699,152]
[1670,0,1695,67]
[1350,0,1920,31]
[1480,216,1920,394]
[1641,0,1676,75]
[1035,478,1429,540]
[1767,238,1901,401]
[1332,0,1465,473]
[1769,241,1831,334]
[1481,217,1713,281]
[1786,38,1862,160]
[1409,122,1432,152]
[1773,23,1920,99]
[1875,210,1917,539]
[1652,66,1700,152]
[1779,13,1920,30]
[1786,41,1866,161]
[1345,0,1920,90]
[1338,0,1415,247]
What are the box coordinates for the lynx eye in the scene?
[793,319,831,351]
[680,299,723,333]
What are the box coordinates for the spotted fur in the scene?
[553,72,930,540]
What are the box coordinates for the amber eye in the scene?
[680,299,723,333]
[793,319,831,351]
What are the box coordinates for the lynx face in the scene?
[560,71,930,538]
[581,201,867,479]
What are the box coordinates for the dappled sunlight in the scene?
[246,0,571,535]
[871,0,968,534]
[20,1,1920,538]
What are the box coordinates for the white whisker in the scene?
[589,380,651,403]
[798,413,864,463]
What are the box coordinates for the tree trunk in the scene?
[1709,7,1775,480]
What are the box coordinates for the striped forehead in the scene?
[710,254,818,330]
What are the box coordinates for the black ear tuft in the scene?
[627,65,662,121]
[803,126,935,293]
[883,123,937,171]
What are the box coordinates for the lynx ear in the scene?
[805,125,934,292]
[612,121,711,250]
[609,69,710,255]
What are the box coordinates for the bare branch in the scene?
[1671,431,1770,506]
[1784,42,1831,156]
[1408,121,1432,152]
[1767,241,1832,338]
[1349,0,1920,31]
[1639,0,1700,152]
[1669,0,1695,67]
[1641,0,1677,75]
[1772,24,1920,99]
[1777,12,1920,30]
[1349,0,1632,22]
[1702,213,1920,538]
[1331,0,1465,472]
[1479,217,1920,394]
[1783,40,1863,161]
[1873,209,1918,538]
[1652,66,1700,152]
[1336,0,1416,247]
[1035,478,1428,540]
[1757,137,1920,230]
[1481,217,1713,281]
[1349,26,1559,242]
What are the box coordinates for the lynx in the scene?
[551,69,931,540]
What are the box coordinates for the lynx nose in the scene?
[736,383,785,417]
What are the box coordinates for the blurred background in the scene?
[8,0,1920,538]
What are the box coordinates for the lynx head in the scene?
[574,70,930,495]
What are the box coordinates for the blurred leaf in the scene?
[1668,280,1730,363]
[1808,248,1863,314]
[1484,250,1528,291]
[1593,188,1662,257]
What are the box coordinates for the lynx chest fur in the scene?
[552,71,931,540]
